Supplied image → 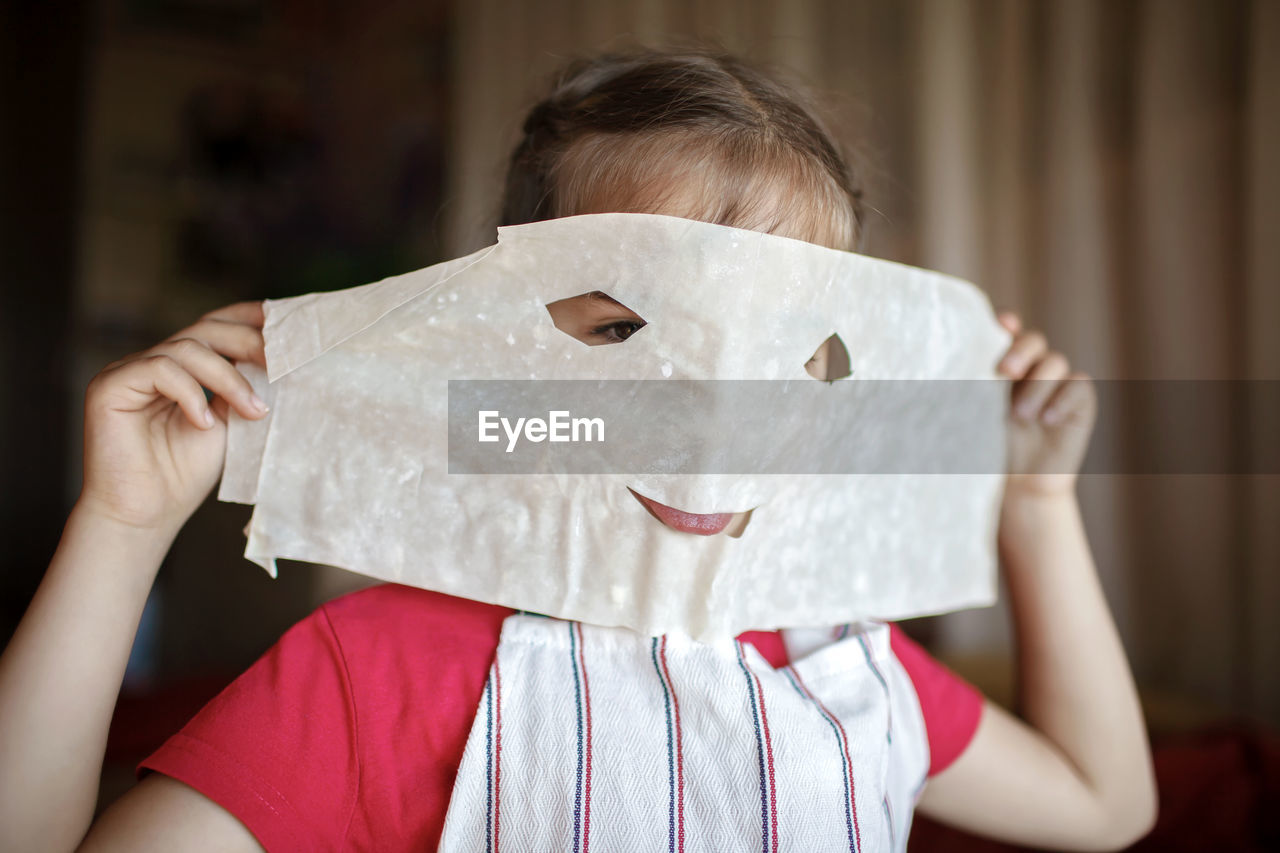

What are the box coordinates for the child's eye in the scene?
[591,321,646,343]
[545,291,647,347]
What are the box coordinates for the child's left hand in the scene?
[996,311,1096,498]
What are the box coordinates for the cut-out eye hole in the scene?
[545,291,647,347]
[804,333,852,381]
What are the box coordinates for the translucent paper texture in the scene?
[221,213,1010,639]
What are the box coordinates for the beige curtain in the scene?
[445,0,1280,726]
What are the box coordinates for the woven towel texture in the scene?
[439,615,929,852]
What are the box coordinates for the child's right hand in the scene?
[77,301,270,537]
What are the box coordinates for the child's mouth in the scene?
[627,488,738,536]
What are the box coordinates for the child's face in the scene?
[542,187,846,539]
[543,289,755,537]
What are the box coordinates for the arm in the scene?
[916,315,1157,851]
[0,303,270,852]
[80,775,261,852]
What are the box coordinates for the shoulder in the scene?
[318,585,514,847]
[320,582,514,655]
[141,585,514,850]
[316,584,515,735]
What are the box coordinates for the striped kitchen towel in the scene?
[439,615,929,852]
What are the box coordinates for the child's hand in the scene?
[922,315,1154,848]
[77,301,269,537]
[996,312,1096,498]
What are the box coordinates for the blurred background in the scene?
[2,0,1277,849]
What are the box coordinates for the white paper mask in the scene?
[222,213,1009,639]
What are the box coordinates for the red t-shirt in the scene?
[140,584,983,851]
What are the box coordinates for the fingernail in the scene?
[249,393,268,414]
[201,408,215,428]
[1042,407,1062,425]
[1016,401,1036,420]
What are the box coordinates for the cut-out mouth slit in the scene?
[628,488,753,538]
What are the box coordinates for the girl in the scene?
[0,48,1156,851]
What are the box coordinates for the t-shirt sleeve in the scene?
[138,602,359,851]
[139,584,512,851]
[888,623,985,777]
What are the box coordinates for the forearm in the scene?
[0,504,175,852]
[1000,490,1156,832]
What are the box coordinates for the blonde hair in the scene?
[501,47,862,251]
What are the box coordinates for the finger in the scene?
[210,394,231,425]
[1042,371,1097,426]
[1011,351,1071,421]
[149,338,268,420]
[202,301,265,327]
[997,311,1022,335]
[167,317,266,367]
[998,329,1048,378]
[110,355,217,430]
